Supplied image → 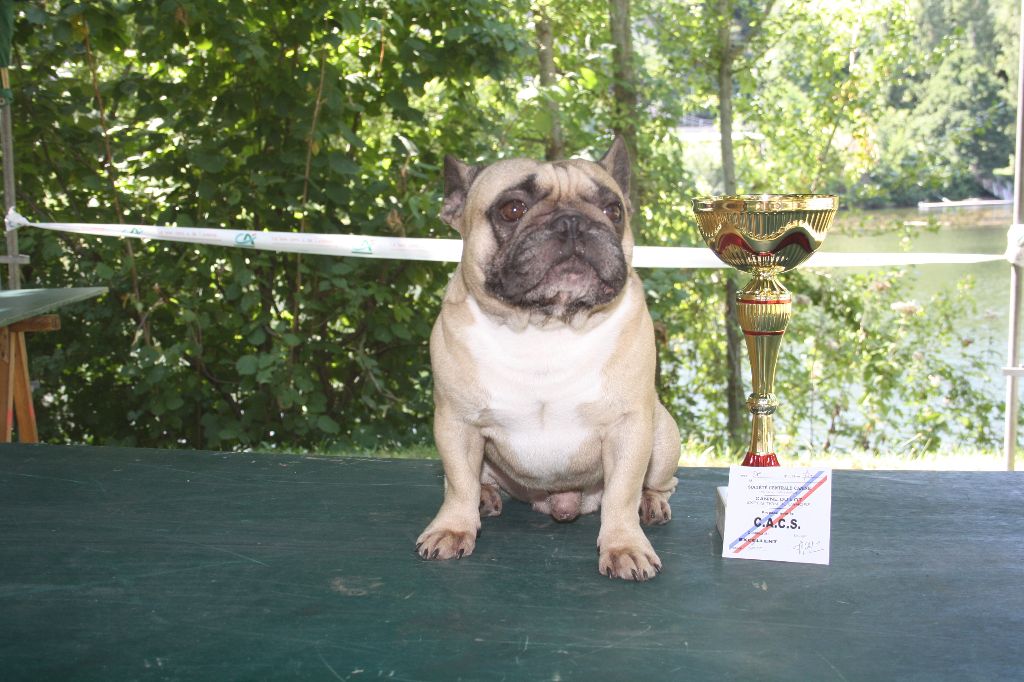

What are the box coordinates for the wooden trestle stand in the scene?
[0,313,59,442]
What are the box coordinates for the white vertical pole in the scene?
[1006,273,1021,472]
[0,67,17,290]
[1003,2,1024,472]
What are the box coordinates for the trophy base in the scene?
[716,456,778,536]
[715,486,728,536]
[742,452,780,467]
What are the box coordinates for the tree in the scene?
[861,0,1017,204]
[3,0,1008,458]
[712,0,779,452]
[609,0,640,211]
[534,3,565,161]
[14,0,532,449]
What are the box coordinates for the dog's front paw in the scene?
[597,529,662,581]
[415,526,477,561]
[639,489,672,526]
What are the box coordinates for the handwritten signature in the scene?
[795,539,825,556]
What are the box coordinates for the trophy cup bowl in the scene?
[691,194,839,466]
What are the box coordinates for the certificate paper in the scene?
[721,466,833,565]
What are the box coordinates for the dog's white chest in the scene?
[463,299,621,481]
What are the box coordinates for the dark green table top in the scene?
[0,445,1021,681]
[0,287,107,327]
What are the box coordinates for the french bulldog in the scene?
[416,138,680,581]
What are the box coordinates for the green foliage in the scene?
[781,268,1000,453]
[862,0,1018,205]
[5,0,1009,455]
[17,0,528,449]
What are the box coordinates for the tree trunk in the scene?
[608,0,639,214]
[717,0,747,451]
[718,0,737,195]
[724,275,746,448]
[535,10,565,161]
[610,0,671,398]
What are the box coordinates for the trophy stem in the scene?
[736,272,792,467]
[692,194,838,467]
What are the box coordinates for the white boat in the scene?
[917,198,1013,209]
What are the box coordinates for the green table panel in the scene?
[0,287,107,327]
[0,445,1020,681]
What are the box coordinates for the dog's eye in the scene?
[498,199,528,222]
[603,201,623,223]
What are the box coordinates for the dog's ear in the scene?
[441,155,483,233]
[598,136,631,204]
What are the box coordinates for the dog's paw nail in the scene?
[430,548,440,560]
[457,548,465,559]
[631,569,640,582]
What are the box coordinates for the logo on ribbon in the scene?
[235,232,256,247]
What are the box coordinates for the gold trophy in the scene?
[692,194,839,467]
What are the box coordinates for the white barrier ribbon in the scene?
[805,251,1003,267]
[4,208,1004,269]
[5,209,463,263]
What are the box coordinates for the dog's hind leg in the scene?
[640,401,680,526]
[479,482,503,517]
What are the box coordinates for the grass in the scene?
[680,445,1010,471]
[309,441,1014,471]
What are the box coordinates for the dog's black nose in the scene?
[551,213,582,242]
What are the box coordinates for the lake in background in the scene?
[828,204,1008,316]
[823,204,1011,438]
